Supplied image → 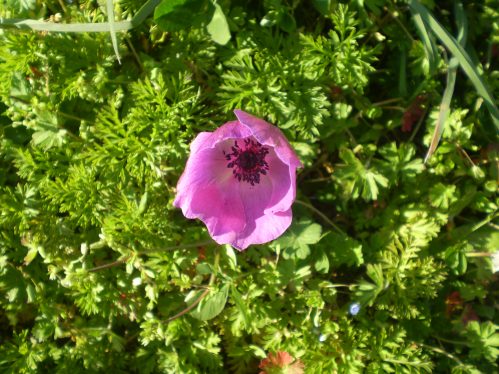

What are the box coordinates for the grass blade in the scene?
[425,61,457,163]
[0,18,132,32]
[409,0,499,130]
[106,0,121,64]
[130,0,162,28]
[0,0,160,32]
[411,7,438,75]
[453,2,467,46]
[425,2,467,163]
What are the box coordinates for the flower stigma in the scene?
[224,138,269,186]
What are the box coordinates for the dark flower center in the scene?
[238,151,258,170]
[224,138,269,186]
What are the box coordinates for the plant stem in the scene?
[466,252,492,258]
[469,211,498,234]
[418,343,464,365]
[142,240,215,254]
[125,36,144,71]
[165,287,211,323]
[87,240,215,272]
[408,107,428,143]
[88,257,129,272]
[166,247,221,323]
[456,144,476,167]
[209,248,220,286]
[294,199,345,234]
[57,0,67,13]
[381,105,406,112]
[325,284,353,288]
[391,9,415,42]
[372,98,402,107]
[435,335,467,346]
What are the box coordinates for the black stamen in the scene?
[223,138,270,185]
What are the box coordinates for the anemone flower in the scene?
[259,351,305,374]
[174,110,301,250]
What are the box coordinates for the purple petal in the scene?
[231,209,293,250]
[233,109,302,168]
[191,182,246,244]
[229,147,293,220]
[212,120,253,143]
[189,132,214,154]
[237,171,273,223]
[174,146,246,237]
[189,121,252,154]
[264,150,296,214]
[231,157,293,249]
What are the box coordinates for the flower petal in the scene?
[237,172,273,222]
[190,121,253,154]
[173,146,246,238]
[212,119,253,143]
[234,109,302,168]
[192,182,246,245]
[264,150,296,214]
[231,208,293,250]
[189,132,214,154]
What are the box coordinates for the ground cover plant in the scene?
[0,0,498,372]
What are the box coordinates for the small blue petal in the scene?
[349,302,361,316]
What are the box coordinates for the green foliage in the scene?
[464,321,499,364]
[154,0,209,32]
[154,0,231,45]
[0,0,498,373]
[335,147,389,201]
[301,4,378,92]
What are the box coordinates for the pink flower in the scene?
[259,351,305,374]
[174,110,301,250]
